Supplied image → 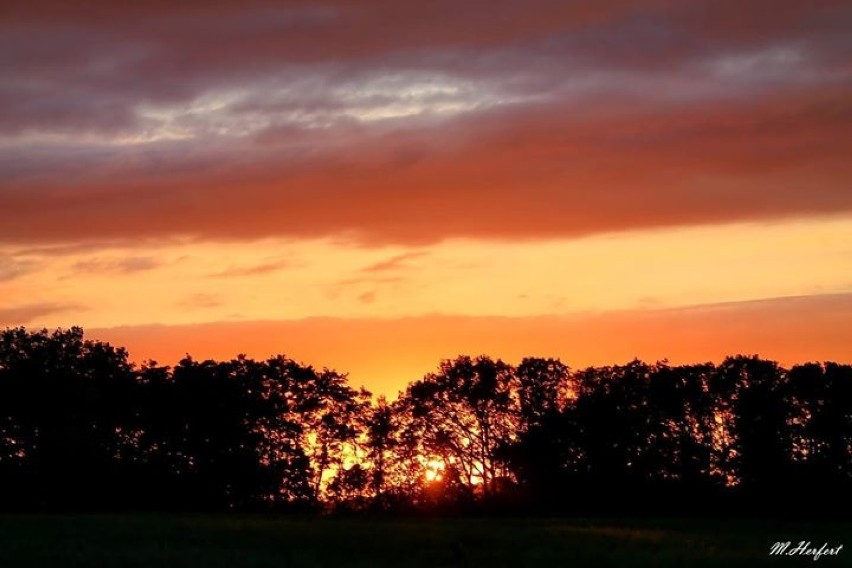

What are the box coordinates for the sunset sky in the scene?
[2,0,851,395]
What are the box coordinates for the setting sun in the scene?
[423,459,445,482]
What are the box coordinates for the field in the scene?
[0,515,848,567]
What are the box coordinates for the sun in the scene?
[423,458,445,482]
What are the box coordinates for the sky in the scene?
[1,0,851,395]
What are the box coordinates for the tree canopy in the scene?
[0,327,849,516]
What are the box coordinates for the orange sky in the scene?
[1,0,850,395]
[88,293,852,396]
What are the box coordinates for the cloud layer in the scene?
[2,0,850,245]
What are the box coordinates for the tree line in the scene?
[0,327,849,516]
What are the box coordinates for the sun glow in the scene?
[422,458,445,482]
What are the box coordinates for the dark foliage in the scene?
[0,327,849,517]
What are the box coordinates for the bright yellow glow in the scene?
[421,458,445,482]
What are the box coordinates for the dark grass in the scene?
[0,514,848,567]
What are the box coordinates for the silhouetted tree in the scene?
[402,355,516,498]
[282,364,367,501]
[134,355,314,510]
[645,363,717,492]
[785,362,852,505]
[515,357,571,430]
[500,357,575,506]
[0,327,138,509]
[0,327,849,516]
[716,356,791,503]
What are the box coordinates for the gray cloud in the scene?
[0,0,850,246]
[2,0,848,143]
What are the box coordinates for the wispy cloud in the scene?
[0,302,86,325]
[71,256,162,275]
[177,293,221,309]
[208,259,292,278]
[358,290,377,304]
[11,240,160,257]
[361,252,428,273]
[0,256,39,282]
[334,276,403,288]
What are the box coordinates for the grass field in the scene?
[0,515,848,567]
